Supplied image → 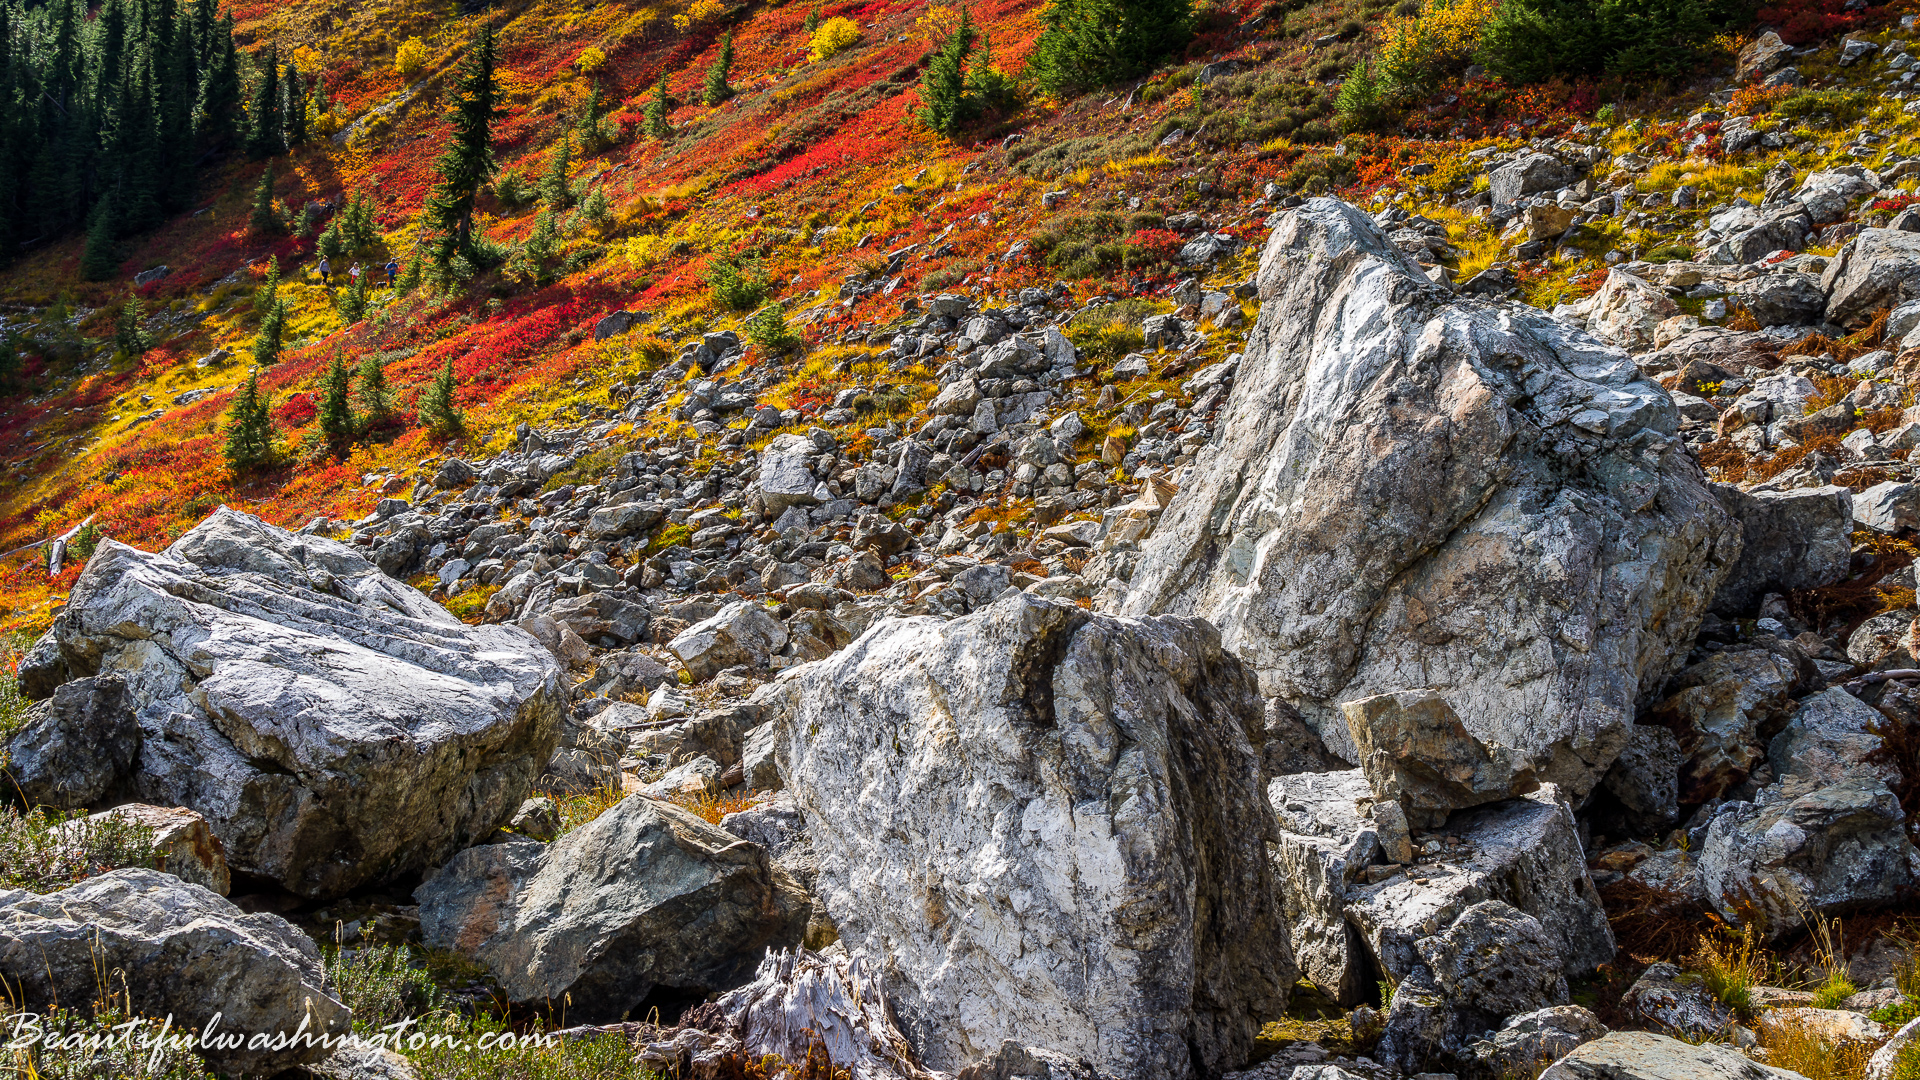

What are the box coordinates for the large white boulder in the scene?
[770,592,1294,1079]
[19,507,566,899]
[1116,198,1738,797]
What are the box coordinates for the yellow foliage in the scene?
[312,111,344,137]
[1375,0,1498,92]
[809,16,861,62]
[915,5,962,44]
[394,36,429,77]
[673,0,725,33]
[575,45,607,73]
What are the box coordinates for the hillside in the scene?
[0,0,1791,629]
[14,0,1920,1075]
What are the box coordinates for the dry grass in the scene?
[1687,922,1771,1017]
[670,788,757,824]
[550,778,628,834]
[1756,1012,1875,1080]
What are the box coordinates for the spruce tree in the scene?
[418,355,461,433]
[577,79,609,147]
[253,256,281,321]
[81,195,121,281]
[316,353,354,455]
[196,11,243,147]
[246,43,283,157]
[1029,0,1193,96]
[249,162,281,235]
[804,8,820,34]
[253,295,286,366]
[397,251,423,294]
[919,8,978,136]
[354,354,393,427]
[0,335,21,390]
[280,62,306,148]
[644,78,671,139]
[703,32,734,106]
[223,369,275,472]
[421,25,501,264]
[539,131,573,209]
[113,297,153,356]
[336,268,368,321]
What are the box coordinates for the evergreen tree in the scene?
[317,218,345,260]
[644,78,671,139]
[336,267,368,321]
[196,11,243,147]
[81,195,122,281]
[253,293,286,366]
[156,0,200,211]
[577,79,610,148]
[113,297,153,356]
[253,256,281,320]
[1029,0,1193,96]
[354,353,393,427]
[0,335,22,390]
[421,25,501,265]
[223,370,276,472]
[919,8,978,136]
[316,353,354,455]
[396,251,423,294]
[311,72,329,122]
[245,43,282,157]
[703,32,734,106]
[804,8,820,34]
[539,131,574,209]
[511,207,562,285]
[280,62,307,147]
[418,356,461,433]
[249,162,281,234]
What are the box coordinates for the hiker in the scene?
[384,258,399,288]
[317,256,331,287]
[349,263,362,287]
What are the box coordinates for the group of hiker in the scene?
[315,256,400,289]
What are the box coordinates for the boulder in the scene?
[25,508,565,899]
[1345,787,1614,984]
[1825,228,1920,328]
[1583,270,1682,352]
[1599,725,1684,835]
[0,868,351,1074]
[671,600,789,680]
[1849,610,1915,669]
[1698,776,1920,935]
[1646,649,1799,803]
[415,795,810,1022]
[958,1042,1101,1080]
[1619,962,1732,1035]
[1868,1016,1920,1080]
[5,672,139,808]
[1269,769,1381,1005]
[1118,198,1736,798]
[547,591,651,646]
[1728,272,1826,327]
[1737,30,1793,79]
[584,501,665,541]
[771,592,1294,1079]
[1344,690,1539,828]
[1798,168,1879,224]
[1469,1006,1609,1080]
[759,434,825,514]
[1710,485,1854,614]
[1539,1030,1806,1080]
[53,804,230,895]
[1376,900,1570,1074]
[1768,687,1897,786]
[1701,205,1813,265]
[1856,481,1920,533]
[1491,154,1576,209]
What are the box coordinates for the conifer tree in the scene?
[224,370,276,472]
[397,251,423,294]
[281,62,307,147]
[1029,0,1193,95]
[336,267,368,321]
[421,25,502,265]
[539,132,574,209]
[804,8,820,34]
[354,354,393,427]
[316,354,354,455]
[196,11,243,147]
[253,294,286,366]
[703,32,735,106]
[418,356,462,434]
[246,43,283,157]
[249,163,281,235]
[113,297,153,356]
[919,8,978,136]
[253,256,282,321]
[645,78,671,139]
[81,196,121,281]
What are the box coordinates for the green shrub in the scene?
[0,806,159,893]
[1029,0,1194,96]
[744,303,803,354]
[707,257,769,311]
[1334,61,1395,132]
[1772,89,1874,126]
[1811,971,1858,1010]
